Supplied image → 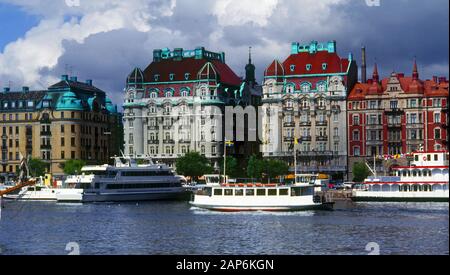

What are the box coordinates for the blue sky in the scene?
[0,3,39,51]
[0,0,448,106]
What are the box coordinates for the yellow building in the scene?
[0,76,122,179]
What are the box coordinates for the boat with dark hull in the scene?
[80,156,187,202]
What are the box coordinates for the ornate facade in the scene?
[123,47,260,170]
[347,61,449,179]
[0,76,121,178]
[261,41,358,179]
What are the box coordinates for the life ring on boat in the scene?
[423,156,427,161]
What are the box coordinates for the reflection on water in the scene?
[0,200,448,255]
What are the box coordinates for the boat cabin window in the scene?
[414,155,419,161]
[279,189,289,196]
[224,189,233,196]
[121,170,174,177]
[257,189,266,196]
[246,189,255,196]
[291,187,301,196]
[235,189,244,196]
[413,170,417,177]
[214,189,223,196]
[268,189,277,196]
[434,154,438,161]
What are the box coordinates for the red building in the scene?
[347,60,448,179]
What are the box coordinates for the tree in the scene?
[176,152,214,182]
[61,159,86,175]
[247,155,264,180]
[28,158,48,177]
[352,162,371,182]
[264,159,289,180]
[218,156,240,178]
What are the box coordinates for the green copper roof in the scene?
[55,91,84,111]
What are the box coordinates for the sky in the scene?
[0,0,448,107]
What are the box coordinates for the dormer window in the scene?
[165,90,173,97]
[290,65,296,72]
[306,64,312,71]
[169,73,175,81]
[184,73,190,80]
[322,63,327,70]
[154,74,160,81]
[150,92,158,98]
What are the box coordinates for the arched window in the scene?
[286,84,295,94]
[165,89,174,97]
[201,145,206,155]
[180,88,190,97]
[317,82,326,92]
[301,83,311,93]
[317,97,325,108]
[353,130,360,141]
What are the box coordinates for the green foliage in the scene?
[28,158,48,177]
[176,152,214,181]
[352,162,371,182]
[247,155,264,179]
[264,159,289,179]
[218,156,240,178]
[246,156,289,180]
[62,159,86,175]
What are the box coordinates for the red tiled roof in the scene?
[348,75,449,100]
[143,58,241,87]
[282,51,350,75]
[264,60,284,76]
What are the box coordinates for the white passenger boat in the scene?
[3,181,83,202]
[190,174,334,212]
[80,156,187,202]
[352,151,449,202]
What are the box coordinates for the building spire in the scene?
[372,62,379,83]
[412,57,419,80]
[249,46,252,64]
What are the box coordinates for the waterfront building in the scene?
[347,60,449,179]
[123,47,261,170]
[0,76,122,178]
[260,40,358,180]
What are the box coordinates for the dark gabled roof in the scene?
[48,80,105,94]
[0,90,47,101]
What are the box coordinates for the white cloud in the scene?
[212,0,279,27]
[0,0,177,88]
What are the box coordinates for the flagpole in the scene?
[223,139,227,185]
[294,139,297,183]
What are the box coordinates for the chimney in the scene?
[86,79,93,86]
[153,49,162,62]
[173,48,183,61]
[22,86,29,92]
[438,77,447,84]
[361,46,367,83]
[433,76,438,83]
[61,74,69,81]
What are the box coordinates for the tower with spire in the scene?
[245,46,256,87]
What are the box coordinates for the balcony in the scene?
[387,123,402,129]
[284,137,294,142]
[299,121,311,126]
[316,136,328,141]
[179,139,191,144]
[384,108,404,115]
[40,131,52,136]
[148,140,159,144]
[316,121,327,126]
[163,139,175,144]
[147,126,159,130]
[283,107,294,112]
[283,122,295,127]
[300,136,312,142]
[40,144,51,149]
[163,125,173,130]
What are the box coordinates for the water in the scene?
[0,200,448,255]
